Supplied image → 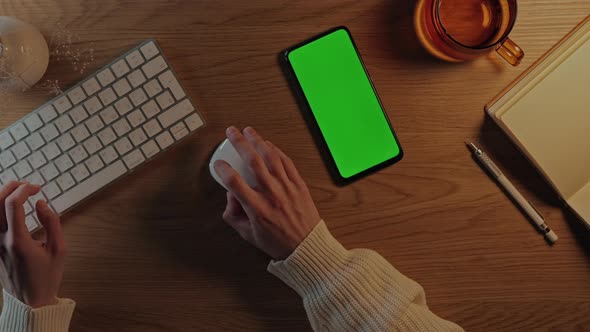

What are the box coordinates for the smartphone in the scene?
[282,26,403,184]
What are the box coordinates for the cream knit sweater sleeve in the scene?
[268,220,463,332]
[0,290,75,332]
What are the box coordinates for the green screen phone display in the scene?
[286,28,402,180]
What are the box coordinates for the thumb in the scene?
[223,192,253,242]
[35,201,65,255]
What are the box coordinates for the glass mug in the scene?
[414,0,524,66]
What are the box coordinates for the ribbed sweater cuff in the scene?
[1,290,75,332]
[267,220,347,296]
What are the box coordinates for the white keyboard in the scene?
[0,40,204,232]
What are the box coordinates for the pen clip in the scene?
[528,201,545,221]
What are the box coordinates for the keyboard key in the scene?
[28,151,47,169]
[158,70,186,100]
[25,215,39,232]
[142,56,167,78]
[9,123,29,141]
[123,149,145,169]
[127,69,146,88]
[85,116,105,134]
[156,91,175,110]
[67,86,86,105]
[71,164,90,182]
[24,201,33,215]
[114,97,133,116]
[98,87,117,106]
[143,79,162,97]
[127,110,146,128]
[113,78,132,97]
[56,173,75,191]
[185,113,204,131]
[84,96,103,115]
[41,163,60,181]
[85,155,105,173]
[0,151,17,168]
[112,59,130,77]
[25,171,45,186]
[0,170,17,185]
[0,132,15,150]
[12,142,31,159]
[158,99,195,128]
[171,122,189,140]
[43,182,61,199]
[26,132,45,151]
[97,68,116,86]
[69,145,89,164]
[114,137,132,155]
[126,50,145,68]
[29,191,46,208]
[113,118,131,137]
[55,154,74,172]
[99,146,118,164]
[40,124,59,142]
[54,96,72,114]
[52,161,127,214]
[98,127,116,145]
[156,131,174,149]
[24,114,43,132]
[14,160,33,178]
[141,100,160,119]
[143,119,162,137]
[141,140,160,158]
[56,133,76,152]
[82,77,101,96]
[140,41,159,60]
[42,142,61,161]
[71,125,90,143]
[99,106,119,125]
[129,88,148,107]
[38,105,58,123]
[129,128,147,146]
[70,106,89,124]
[55,115,74,133]
[83,136,103,155]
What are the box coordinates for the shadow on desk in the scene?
[138,141,309,331]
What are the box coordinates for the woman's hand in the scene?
[0,182,66,308]
[214,127,321,260]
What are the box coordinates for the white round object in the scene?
[0,16,49,92]
[209,139,258,190]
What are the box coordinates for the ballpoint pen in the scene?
[466,141,558,244]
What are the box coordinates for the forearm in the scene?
[268,221,463,332]
[0,290,75,332]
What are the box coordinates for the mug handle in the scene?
[496,38,524,66]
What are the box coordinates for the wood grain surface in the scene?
[1,1,589,331]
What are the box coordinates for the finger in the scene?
[223,192,254,243]
[266,141,307,188]
[5,183,40,240]
[224,192,246,219]
[226,126,274,188]
[243,127,289,182]
[35,200,64,255]
[214,160,266,215]
[0,181,25,232]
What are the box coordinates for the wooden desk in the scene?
[1,1,589,330]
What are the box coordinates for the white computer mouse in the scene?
[209,139,257,190]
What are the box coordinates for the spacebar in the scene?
[52,161,128,214]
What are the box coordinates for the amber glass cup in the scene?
[414,0,524,66]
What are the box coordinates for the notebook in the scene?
[485,15,590,230]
